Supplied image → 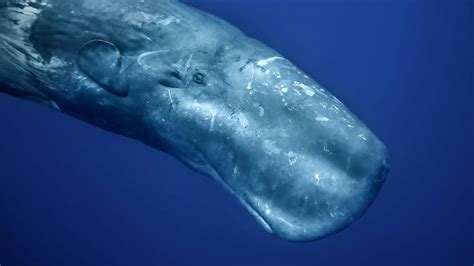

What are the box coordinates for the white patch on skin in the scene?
[233,165,238,175]
[238,113,249,128]
[184,53,194,72]
[323,144,332,155]
[126,12,155,26]
[275,83,289,93]
[263,140,282,155]
[358,134,368,141]
[276,216,297,228]
[294,82,315,97]
[209,111,217,132]
[314,173,321,183]
[285,151,298,165]
[316,116,330,122]
[126,12,180,28]
[247,66,255,90]
[256,56,286,67]
[166,89,175,110]
[258,106,265,117]
[23,6,40,15]
[157,16,181,26]
[265,204,271,215]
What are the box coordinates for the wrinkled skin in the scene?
[0,0,389,241]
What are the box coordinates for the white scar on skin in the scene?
[137,50,170,70]
[256,57,286,67]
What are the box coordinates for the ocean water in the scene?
[0,0,472,265]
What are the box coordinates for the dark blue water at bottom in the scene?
[0,1,472,265]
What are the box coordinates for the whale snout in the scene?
[187,56,391,241]
[210,120,389,241]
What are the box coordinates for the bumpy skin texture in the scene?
[0,0,390,241]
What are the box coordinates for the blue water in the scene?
[0,1,472,265]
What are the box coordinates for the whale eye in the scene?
[193,72,206,85]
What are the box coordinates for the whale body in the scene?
[0,0,390,241]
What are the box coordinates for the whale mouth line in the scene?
[196,148,276,234]
[239,197,274,234]
[214,172,275,234]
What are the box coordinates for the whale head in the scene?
[0,0,389,241]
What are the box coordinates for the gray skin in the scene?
[0,0,390,242]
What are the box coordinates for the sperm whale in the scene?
[0,0,390,242]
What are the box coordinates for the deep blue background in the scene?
[0,0,472,265]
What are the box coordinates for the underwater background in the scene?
[0,0,472,265]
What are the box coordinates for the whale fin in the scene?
[76,40,129,97]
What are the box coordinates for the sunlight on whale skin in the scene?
[0,0,390,241]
